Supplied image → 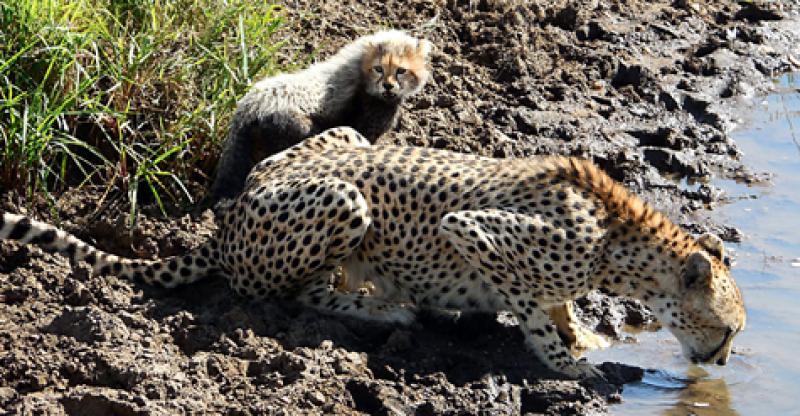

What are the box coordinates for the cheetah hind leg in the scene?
[239,174,413,326]
[549,303,609,354]
[439,209,604,379]
[224,175,412,325]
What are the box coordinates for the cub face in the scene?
[361,32,432,102]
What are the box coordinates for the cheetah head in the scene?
[664,233,746,366]
[361,31,432,102]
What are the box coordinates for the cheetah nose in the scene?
[383,82,394,90]
[716,356,728,366]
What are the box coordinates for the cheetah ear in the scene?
[417,39,433,59]
[365,40,384,55]
[697,233,724,261]
[683,251,713,289]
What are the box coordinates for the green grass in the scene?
[0,0,291,222]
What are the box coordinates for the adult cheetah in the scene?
[0,127,746,378]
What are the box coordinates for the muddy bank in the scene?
[2,0,799,414]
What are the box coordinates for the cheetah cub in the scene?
[211,30,432,203]
[1,127,746,378]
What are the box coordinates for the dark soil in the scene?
[2,0,799,414]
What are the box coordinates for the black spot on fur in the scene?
[34,230,57,245]
[65,243,77,260]
[9,218,31,240]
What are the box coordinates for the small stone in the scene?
[0,387,17,406]
[307,391,326,406]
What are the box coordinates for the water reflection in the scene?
[664,367,736,416]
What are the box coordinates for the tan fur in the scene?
[542,157,699,254]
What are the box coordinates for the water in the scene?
[588,73,800,415]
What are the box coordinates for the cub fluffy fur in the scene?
[210,30,432,202]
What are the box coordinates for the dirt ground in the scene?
[2,0,799,414]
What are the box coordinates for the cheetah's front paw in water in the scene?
[570,324,610,352]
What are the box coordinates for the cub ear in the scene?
[417,39,433,58]
[683,251,712,289]
[697,233,724,260]
[365,40,385,55]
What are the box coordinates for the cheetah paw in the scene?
[571,326,610,352]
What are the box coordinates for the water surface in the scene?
[588,73,800,415]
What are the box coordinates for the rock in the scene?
[551,5,581,30]
[612,63,653,88]
[63,279,95,306]
[682,94,723,127]
[658,89,681,111]
[346,380,406,416]
[44,306,130,344]
[627,127,683,150]
[0,387,17,407]
[520,381,593,414]
[735,2,783,22]
[306,391,326,406]
[576,21,611,42]
[511,107,539,134]
[603,362,645,384]
[643,147,708,178]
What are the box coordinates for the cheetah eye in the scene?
[396,67,407,75]
[373,65,383,74]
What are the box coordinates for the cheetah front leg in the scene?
[439,209,603,379]
[550,303,609,353]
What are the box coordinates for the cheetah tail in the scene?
[0,212,220,288]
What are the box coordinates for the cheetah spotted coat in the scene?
[0,127,746,378]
